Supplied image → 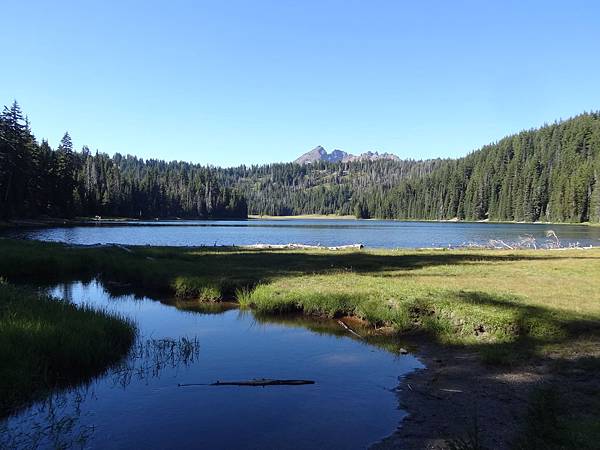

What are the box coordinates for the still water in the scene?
[1,281,422,449]
[3,219,600,248]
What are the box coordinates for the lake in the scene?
[3,219,600,248]
[1,281,422,449]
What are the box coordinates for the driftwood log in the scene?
[337,320,363,339]
[242,243,363,250]
[178,378,315,387]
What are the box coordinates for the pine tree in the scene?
[55,132,76,215]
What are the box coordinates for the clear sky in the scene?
[2,0,600,167]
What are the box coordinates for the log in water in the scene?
[179,378,316,387]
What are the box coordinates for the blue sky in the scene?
[2,0,600,167]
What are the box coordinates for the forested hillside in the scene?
[0,102,248,219]
[356,112,600,222]
[215,159,445,216]
[220,112,600,222]
[0,101,445,220]
[1,101,599,223]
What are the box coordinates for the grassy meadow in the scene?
[0,281,136,418]
[1,238,599,361]
[1,237,599,445]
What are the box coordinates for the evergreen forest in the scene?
[1,101,599,223]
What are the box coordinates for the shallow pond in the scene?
[3,219,600,248]
[1,281,422,449]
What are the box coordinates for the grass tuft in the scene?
[0,281,136,418]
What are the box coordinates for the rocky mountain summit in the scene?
[294,146,400,164]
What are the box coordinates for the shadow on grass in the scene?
[0,238,592,298]
[394,291,600,449]
[2,234,599,449]
[443,291,600,364]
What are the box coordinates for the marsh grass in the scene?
[0,281,136,418]
[1,239,599,364]
[173,276,221,301]
[2,239,600,445]
[241,273,599,366]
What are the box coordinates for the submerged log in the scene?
[178,378,315,387]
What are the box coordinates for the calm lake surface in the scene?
[3,219,600,248]
[1,281,422,449]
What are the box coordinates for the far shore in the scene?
[248,214,357,220]
[245,214,600,227]
[1,215,599,228]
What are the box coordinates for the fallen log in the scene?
[178,378,315,387]
[213,379,315,386]
[114,244,134,253]
[242,243,363,250]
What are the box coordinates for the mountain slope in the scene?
[217,158,444,216]
[235,112,600,222]
[358,112,600,222]
[2,100,599,223]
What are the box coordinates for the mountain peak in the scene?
[294,146,348,164]
[294,147,399,164]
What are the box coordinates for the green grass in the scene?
[1,238,599,445]
[0,237,598,374]
[0,281,136,418]
[1,239,599,362]
[240,275,577,355]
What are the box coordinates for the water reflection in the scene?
[1,389,95,450]
[1,336,202,449]
[2,281,422,450]
[111,337,201,388]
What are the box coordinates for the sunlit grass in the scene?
[1,239,599,445]
[2,239,598,360]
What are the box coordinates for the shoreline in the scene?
[1,240,598,448]
[2,215,599,229]
[379,333,600,449]
[0,282,136,419]
[0,216,249,228]
[374,337,540,449]
[248,214,358,220]
[249,214,600,226]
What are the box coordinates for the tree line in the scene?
[214,158,447,216]
[2,101,599,223]
[0,102,248,219]
[214,112,600,223]
[355,112,600,222]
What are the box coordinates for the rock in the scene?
[294,146,400,164]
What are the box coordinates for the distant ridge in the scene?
[294,146,400,164]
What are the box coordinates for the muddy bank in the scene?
[374,339,544,450]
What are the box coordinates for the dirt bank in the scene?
[374,339,545,449]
